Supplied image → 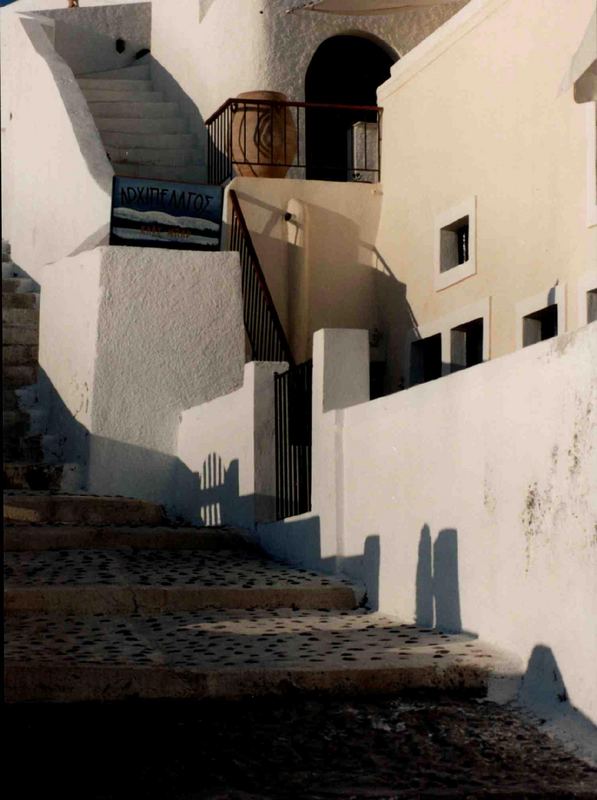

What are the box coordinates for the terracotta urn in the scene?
[231,91,297,179]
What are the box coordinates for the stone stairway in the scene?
[4,491,521,703]
[2,243,81,494]
[77,60,204,182]
[2,244,519,705]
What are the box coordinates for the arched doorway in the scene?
[305,35,397,181]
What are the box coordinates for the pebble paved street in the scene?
[6,695,597,799]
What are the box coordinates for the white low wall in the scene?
[39,246,245,511]
[1,12,113,280]
[175,361,286,528]
[258,324,597,724]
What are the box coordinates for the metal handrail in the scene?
[207,96,383,185]
[206,97,383,125]
[228,189,295,367]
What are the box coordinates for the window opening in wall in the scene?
[410,333,442,386]
[523,304,558,347]
[440,216,469,272]
[450,317,483,372]
[587,289,597,324]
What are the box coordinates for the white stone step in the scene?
[112,163,205,181]
[106,146,201,167]
[88,101,178,119]
[101,131,195,149]
[78,78,153,92]
[96,117,188,134]
[82,89,164,103]
[77,63,150,81]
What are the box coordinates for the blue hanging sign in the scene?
[109,176,223,251]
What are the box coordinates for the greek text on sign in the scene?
[110,176,223,251]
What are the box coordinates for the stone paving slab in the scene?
[3,524,258,552]
[4,549,359,612]
[4,610,521,703]
[3,492,166,525]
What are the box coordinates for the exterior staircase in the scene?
[3,242,519,704]
[2,242,80,493]
[77,60,204,182]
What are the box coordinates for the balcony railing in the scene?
[206,97,382,185]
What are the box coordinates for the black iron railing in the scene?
[275,360,313,520]
[228,189,294,365]
[206,97,382,186]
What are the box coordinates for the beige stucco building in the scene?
[1,0,596,737]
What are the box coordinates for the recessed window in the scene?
[588,289,597,324]
[410,333,442,386]
[440,216,469,272]
[523,304,558,347]
[434,197,476,291]
[450,317,483,372]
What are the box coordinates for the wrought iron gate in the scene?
[274,360,312,520]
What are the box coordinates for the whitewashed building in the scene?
[2,0,596,732]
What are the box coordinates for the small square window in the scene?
[450,317,483,372]
[440,216,470,272]
[587,289,597,324]
[434,197,476,291]
[523,304,558,347]
[410,333,442,386]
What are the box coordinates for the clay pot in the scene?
[231,91,297,179]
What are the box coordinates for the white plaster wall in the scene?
[176,361,286,528]
[261,325,596,722]
[150,0,465,149]
[375,0,597,381]
[1,12,113,280]
[227,178,386,364]
[38,247,102,466]
[38,246,245,510]
[2,1,145,10]
[39,3,151,76]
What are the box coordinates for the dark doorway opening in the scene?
[450,318,484,372]
[305,35,396,181]
[411,333,442,386]
[523,304,558,347]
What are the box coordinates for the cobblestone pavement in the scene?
[6,695,597,799]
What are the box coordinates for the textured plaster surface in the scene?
[227,179,383,363]
[150,0,465,151]
[176,361,286,528]
[39,2,151,76]
[38,249,102,464]
[39,247,245,509]
[263,325,596,724]
[0,13,112,279]
[374,0,597,379]
[88,247,244,503]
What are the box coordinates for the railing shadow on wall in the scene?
[34,371,597,750]
[224,190,421,397]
